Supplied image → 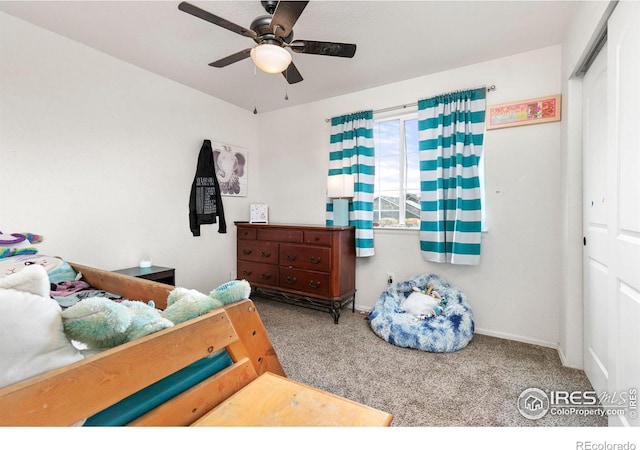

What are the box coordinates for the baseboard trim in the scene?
[557,345,569,366]
[360,316,576,368]
[474,327,558,350]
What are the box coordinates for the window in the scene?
[373,113,420,229]
[373,112,487,230]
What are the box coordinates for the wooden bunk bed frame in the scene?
[0,263,393,427]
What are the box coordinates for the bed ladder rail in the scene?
[128,357,257,426]
[127,299,287,426]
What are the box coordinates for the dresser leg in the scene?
[331,302,341,324]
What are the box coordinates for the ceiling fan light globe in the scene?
[250,44,292,74]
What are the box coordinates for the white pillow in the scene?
[0,265,84,388]
[401,291,440,316]
[0,262,50,296]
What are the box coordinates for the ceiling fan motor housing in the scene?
[251,15,293,44]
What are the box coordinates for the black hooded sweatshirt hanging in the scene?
[189,140,227,236]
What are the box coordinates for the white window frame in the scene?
[373,110,420,229]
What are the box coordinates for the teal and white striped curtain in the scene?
[326,110,375,257]
[417,88,486,265]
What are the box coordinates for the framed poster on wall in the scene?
[487,94,561,130]
[212,141,248,196]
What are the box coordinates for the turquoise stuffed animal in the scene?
[61,280,251,350]
[210,279,251,304]
[162,279,251,324]
[61,298,173,349]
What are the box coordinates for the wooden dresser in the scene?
[235,223,356,323]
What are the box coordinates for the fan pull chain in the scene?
[253,64,258,114]
[284,68,289,100]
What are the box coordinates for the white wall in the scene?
[257,45,564,348]
[0,12,259,294]
[2,10,573,351]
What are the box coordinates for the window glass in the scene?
[373,115,420,228]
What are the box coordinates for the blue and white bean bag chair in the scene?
[368,273,474,353]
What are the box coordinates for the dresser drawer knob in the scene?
[261,251,271,258]
[285,254,297,261]
[261,273,272,280]
[242,249,252,255]
[308,280,321,289]
[309,256,321,264]
[242,270,252,276]
[285,276,297,285]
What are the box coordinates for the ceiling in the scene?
[0,0,579,114]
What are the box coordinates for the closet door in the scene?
[582,43,608,401]
[605,0,640,427]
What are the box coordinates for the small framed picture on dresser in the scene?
[250,204,268,224]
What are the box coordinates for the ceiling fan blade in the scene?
[209,48,252,68]
[271,1,309,38]
[178,2,256,39]
[282,61,303,84]
[290,40,357,58]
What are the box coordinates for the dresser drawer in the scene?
[257,228,303,243]
[279,267,331,298]
[237,240,278,264]
[279,244,331,272]
[237,227,257,240]
[304,230,332,246]
[238,261,278,287]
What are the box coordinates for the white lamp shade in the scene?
[327,174,355,198]
[250,44,292,74]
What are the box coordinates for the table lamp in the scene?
[327,174,354,227]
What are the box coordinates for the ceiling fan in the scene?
[178,1,357,84]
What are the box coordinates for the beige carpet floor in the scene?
[252,296,607,428]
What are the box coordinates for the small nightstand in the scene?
[113,265,175,286]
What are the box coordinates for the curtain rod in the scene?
[325,84,496,123]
